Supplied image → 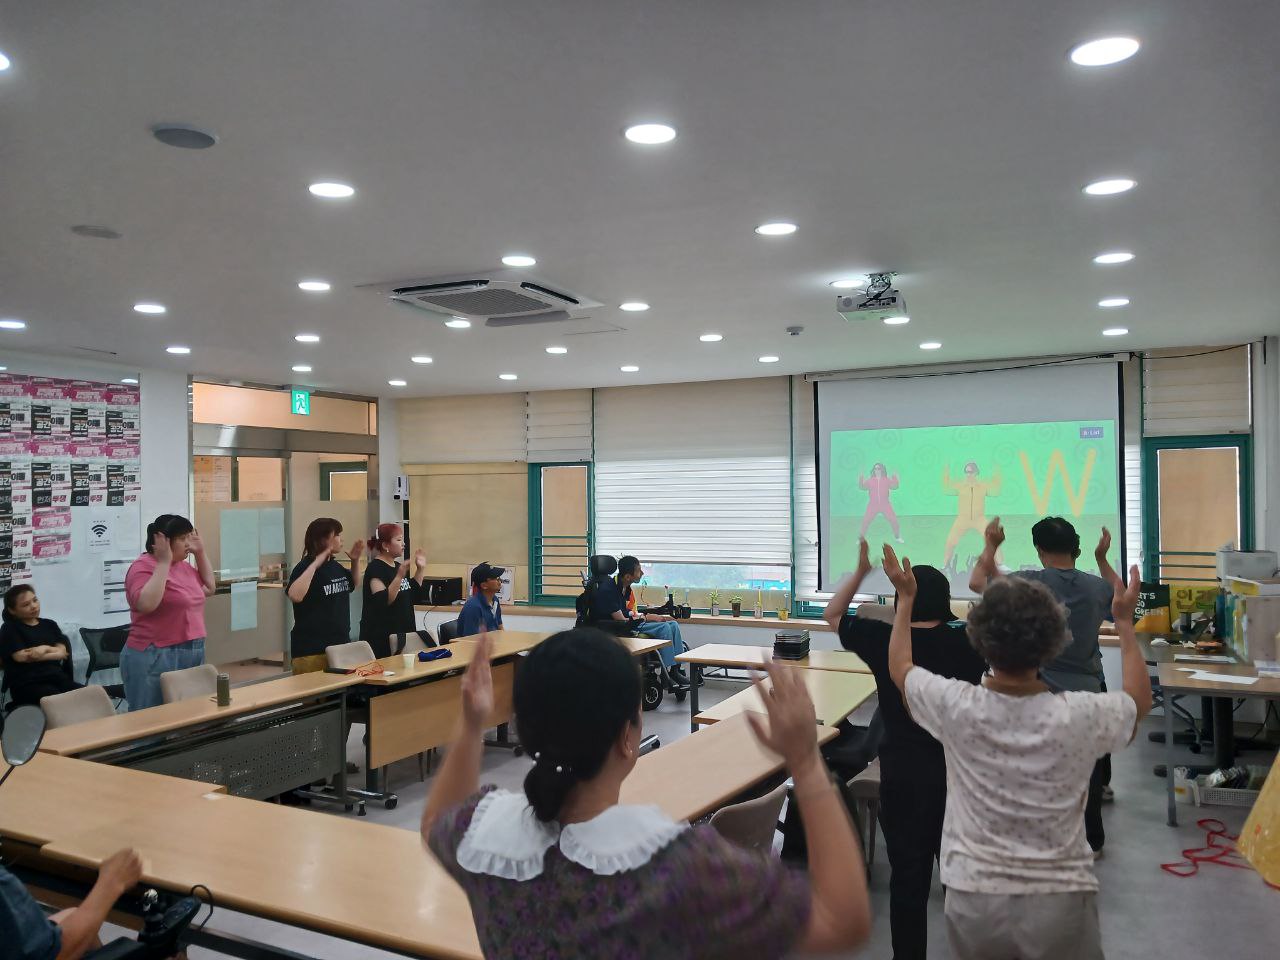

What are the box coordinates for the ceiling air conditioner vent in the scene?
[371,271,600,328]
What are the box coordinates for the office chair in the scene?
[79,625,130,705]
[41,685,116,728]
[708,782,789,853]
[160,664,219,704]
[437,619,460,643]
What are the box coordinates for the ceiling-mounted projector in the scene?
[836,272,907,323]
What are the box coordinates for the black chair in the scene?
[79,625,129,705]
[438,619,460,643]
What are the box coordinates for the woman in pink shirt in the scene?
[859,462,904,541]
[121,514,216,711]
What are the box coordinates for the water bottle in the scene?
[216,672,231,706]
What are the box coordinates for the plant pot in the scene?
[777,609,790,621]
[710,604,720,616]
[731,602,742,617]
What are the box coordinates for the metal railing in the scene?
[1154,550,1218,584]
[532,534,589,604]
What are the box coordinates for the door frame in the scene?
[1140,434,1252,581]
[527,461,594,606]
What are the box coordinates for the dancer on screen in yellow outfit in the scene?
[943,461,1001,569]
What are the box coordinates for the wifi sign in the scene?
[91,523,108,538]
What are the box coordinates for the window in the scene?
[593,378,791,593]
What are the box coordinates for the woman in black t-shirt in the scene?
[0,584,81,711]
[824,537,986,960]
[287,518,365,674]
[359,522,429,658]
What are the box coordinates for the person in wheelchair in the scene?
[588,556,690,688]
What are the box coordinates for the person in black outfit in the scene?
[359,522,430,658]
[287,517,365,673]
[824,537,987,960]
[0,584,81,711]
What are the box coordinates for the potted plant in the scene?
[777,592,791,621]
[707,590,721,616]
[729,594,744,617]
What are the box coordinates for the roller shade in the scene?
[1143,345,1251,436]
[593,378,791,565]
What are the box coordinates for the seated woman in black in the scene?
[823,537,986,960]
[0,584,81,712]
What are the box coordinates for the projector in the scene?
[836,273,908,324]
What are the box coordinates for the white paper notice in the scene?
[1188,671,1259,686]
[87,511,114,553]
[1174,654,1235,663]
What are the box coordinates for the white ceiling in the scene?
[1,1,1278,399]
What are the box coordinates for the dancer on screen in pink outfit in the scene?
[860,462,905,542]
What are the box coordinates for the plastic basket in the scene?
[1194,778,1262,808]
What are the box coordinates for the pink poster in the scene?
[32,531,72,562]
[32,507,73,530]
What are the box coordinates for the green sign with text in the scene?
[290,388,311,416]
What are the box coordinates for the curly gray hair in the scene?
[967,577,1070,673]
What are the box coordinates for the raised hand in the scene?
[152,532,172,565]
[1112,564,1141,623]
[414,548,428,571]
[461,631,495,730]
[745,656,819,773]
[984,517,1006,552]
[855,537,873,577]
[1095,526,1112,560]
[882,544,917,599]
[187,529,206,556]
[347,539,365,562]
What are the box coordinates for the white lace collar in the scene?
[455,788,688,880]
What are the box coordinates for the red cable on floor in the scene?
[1161,818,1280,889]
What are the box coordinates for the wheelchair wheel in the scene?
[643,676,664,710]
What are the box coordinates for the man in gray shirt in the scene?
[970,516,1120,854]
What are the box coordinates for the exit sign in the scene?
[291,388,311,416]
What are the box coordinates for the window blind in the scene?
[1143,345,1251,437]
[526,389,592,462]
[397,393,527,462]
[593,378,791,565]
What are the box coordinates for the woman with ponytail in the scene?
[358,522,429,658]
[422,629,871,959]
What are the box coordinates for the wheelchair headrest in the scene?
[588,554,618,578]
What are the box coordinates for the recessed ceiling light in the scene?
[298,280,331,292]
[1103,327,1129,337]
[1093,251,1135,265]
[883,315,911,325]
[166,345,191,354]
[758,356,780,363]
[133,302,166,315]
[0,366,6,372]
[0,319,27,330]
[545,346,568,355]
[501,254,536,268]
[291,364,312,373]
[120,377,139,384]
[1098,297,1130,308]
[411,355,433,364]
[1083,178,1135,196]
[699,334,723,342]
[152,124,217,150]
[619,302,650,312]
[1070,37,1140,67]
[309,182,355,199]
[755,221,797,236]
[624,124,676,145]
[498,373,518,381]
[829,278,865,289]
[294,333,321,343]
[620,365,640,373]
[445,318,472,329]
[0,51,11,71]
[387,379,407,387]
[919,341,942,350]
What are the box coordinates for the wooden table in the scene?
[39,670,360,757]
[39,790,484,960]
[1157,661,1280,826]
[622,712,839,822]
[694,670,878,727]
[677,642,872,732]
[0,753,223,847]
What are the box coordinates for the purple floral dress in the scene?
[429,785,811,960]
